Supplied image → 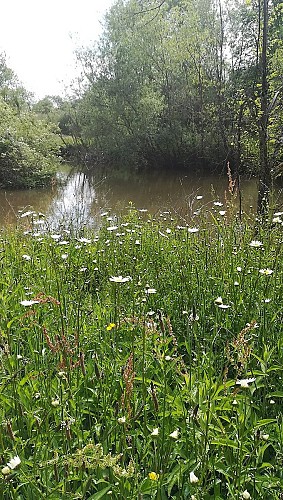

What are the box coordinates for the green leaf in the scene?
[267,392,283,398]
[87,485,112,499]
[254,419,277,427]
[211,438,239,450]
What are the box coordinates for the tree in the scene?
[0,55,61,188]
[257,0,270,215]
[75,0,227,168]
[71,0,283,182]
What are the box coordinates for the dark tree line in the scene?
[67,0,283,211]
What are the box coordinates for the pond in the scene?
[0,166,281,228]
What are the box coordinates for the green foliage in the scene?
[75,0,226,168]
[71,0,283,176]
[0,98,61,188]
[0,53,62,189]
[0,200,283,497]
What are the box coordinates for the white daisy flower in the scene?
[214,296,223,305]
[7,456,21,470]
[169,429,179,439]
[22,254,31,261]
[20,300,39,307]
[189,471,199,484]
[151,428,159,436]
[259,268,273,276]
[249,240,263,248]
[236,378,256,388]
[109,276,132,283]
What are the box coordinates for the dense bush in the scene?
[0,98,61,188]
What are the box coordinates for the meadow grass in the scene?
[0,199,282,499]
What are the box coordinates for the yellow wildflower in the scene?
[106,323,116,331]
[148,471,159,481]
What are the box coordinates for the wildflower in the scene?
[272,216,282,223]
[189,471,199,484]
[187,227,199,233]
[1,466,11,475]
[214,296,223,305]
[236,378,256,388]
[7,456,21,470]
[146,288,157,294]
[169,429,179,439]
[109,276,131,283]
[77,237,91,244]
[214,201,223,206]
[218,304,230,309]
[51,399,60,407]
[189,311,199,321]
[270,399,275,404]
[264,298,271,303]
[219,210,226,216]
[259,268,273,276]
[106,323,116,331]
[242,490,251,499]
[249,240,263,248]
[191,496,197,500]
[165,355,172,361]
[20,300,39,307]
[22,254,31,261]
[148,471,159,480]
[196,195,203,200]
[151,428,159,436]
[61,254,68,260]
[20,210,34,218]
[237,266,242,272]
[118,416,126,425]
[234,281,239,286]
[261,433,269,441]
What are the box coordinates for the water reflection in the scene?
[0,167,279,228]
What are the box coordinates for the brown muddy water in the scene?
[0,167,282,228]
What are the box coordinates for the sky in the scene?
[0,0,115,99]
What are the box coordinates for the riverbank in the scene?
[0,204,282,498]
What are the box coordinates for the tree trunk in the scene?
[257,0,271,216]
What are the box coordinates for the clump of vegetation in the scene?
[0,199,282,498]
[0,54,61,189]
[0,98,61,188]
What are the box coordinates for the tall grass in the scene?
[0,200,282,499]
